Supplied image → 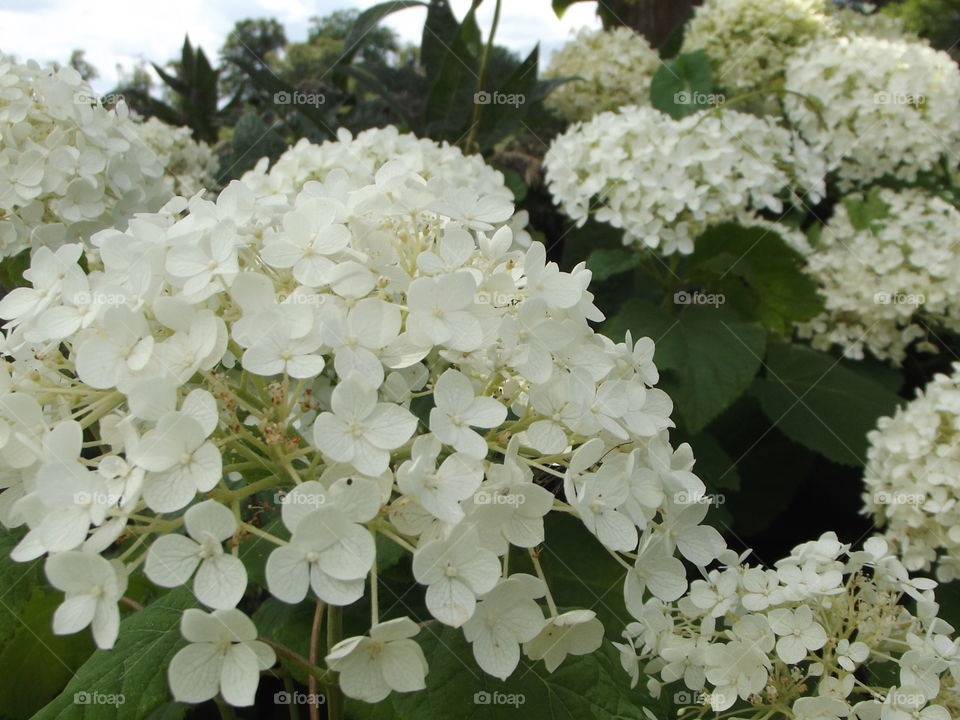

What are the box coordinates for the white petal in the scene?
[145,534,201,587]
[168,643,223,704]
[195,555,248,609]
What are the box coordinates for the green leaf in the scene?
[585,248,640,282]
[749,344,903,466]
[33,588,198,720]
[252,598,316,685]
[476,45,540,150]
[551,0,588,19]
[421,0,465,78]
[841,187,890,232]
[687,222,824,335]
[423,1,483,139]
[0,529,95,718]
[339,1,427,67]
[221,111,287,182]
[387,625,665,719]
[649,50,716,119]
[605,300,767,433]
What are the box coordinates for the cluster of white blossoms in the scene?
[680,0,837,94]
[794,187,960,364]
[0,53,169,259]
[0,127,725,707]
[543,27,661,123]
[617,532,960,719]
[544,105,825,255]
[784,36,960,189]
[863,363,960,583]
[136,117,219,198]
[829,5,915,40]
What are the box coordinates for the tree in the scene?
[219,18,288,98]
[68,49,98,82]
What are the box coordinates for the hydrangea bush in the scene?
[794,187,960,363]
[0,53,170,258]
[543,27,661,122]
[544,105,825,255]
[0,128,729,707]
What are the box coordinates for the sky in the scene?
[0,0,601,92]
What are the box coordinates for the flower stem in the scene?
[309,600,325,720]
[326,605,344,720]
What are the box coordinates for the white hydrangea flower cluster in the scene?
[544,105,825,255]
[0,54,169,258]
[0,128,724,707]
[863,363,960,583]
[829,5,915,40]
[136,117,219,198]
[543,27,661,123]
[794,187,960,364]
[681,0,837,94]
[617,532,960,719]
[784,36,960,189]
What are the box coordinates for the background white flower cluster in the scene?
[136,116,220,198]
[543,27,662,123]
[784,35,960,189]
[864,363,960,583]
[544,105,825,255]
[794,187,960,364]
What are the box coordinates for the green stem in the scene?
[214,695,236,720]
[464,0,503,153]
[326,606,344,720]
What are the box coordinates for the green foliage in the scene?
[33,588,197,720]
[348,624,669,720]
[0,529,95,719]
[750,343,904,466]
[687,222,824,335]
[606,300,767,433]
[841,186,891,232]
[649,50,716,119]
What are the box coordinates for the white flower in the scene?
[136,117,219,197]
[767,605,827,663]
[428,369,506,460]
[545,106,824,255]
[545,27,661,122]
[266,478,380,606]
[523,609,604,672]
[396,434,482,524]
[412,526,501,626]
[145,499,247,609]
[462,574,546,680]
[325,617,428,703]
[259,199,351,286]
[312,376,417,476]
[682,0,837,94]
[45,551,126,649]
[406,272,482,352]
[241,322,324,379]
[168,608,275,707]
[784,36,960,189]
[131,410,222,512]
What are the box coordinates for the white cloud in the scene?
[0,0,598,93]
